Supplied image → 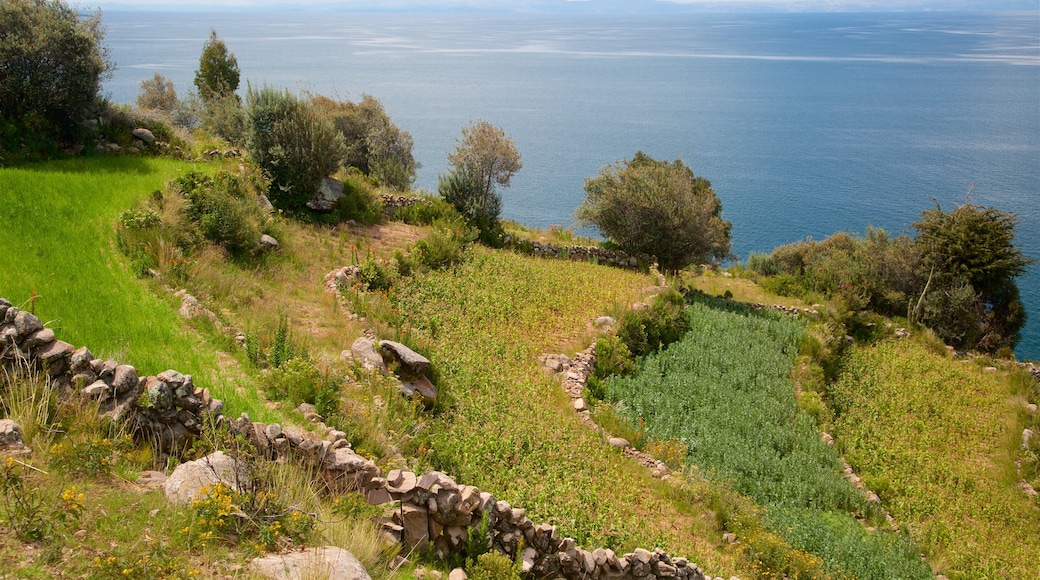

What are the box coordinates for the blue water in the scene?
[101,11,1040,359]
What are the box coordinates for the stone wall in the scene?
[1,295,725,579]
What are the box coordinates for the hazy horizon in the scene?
[89,0,1039,14]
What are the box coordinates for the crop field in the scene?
[831,340,1040,578]
[603,296,931,579]
[389,247,739,573]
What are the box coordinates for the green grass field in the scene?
[0,156,275,421]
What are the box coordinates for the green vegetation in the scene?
[0,0,109,161]
[746,201,1033,354]
[831,339,1040,578]
[576,151,732,272]
[441,120,522,245]
[194,30,240,105]
[602,296,931,579]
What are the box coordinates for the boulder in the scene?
[163,451,250,504]
[260,234,280,251]
[306,177,345,212]
[593,316,616,330]
[131,128,156,143]
[250,546,371,580]
[378,340,430,377]
[13,310,43,338]
[351,337,386,373]
[258,194,275,213]
[0,419,30,455]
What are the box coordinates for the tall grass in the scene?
[603,296,931,579]
[0,156,275,422]
[832,339,1040,578]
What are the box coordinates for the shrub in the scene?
[136,73,178,113]
[617,288,690,357]
[0,0,109,160]
[174,169,272,257]
[467,550,522,580]
[593,335,636,380]
[331,172,383,226]
[246,86,346,210]
[395,195,464,226]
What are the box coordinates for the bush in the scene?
[593,335,636,379]
[439,170,505,247]
[136,73,178,113]
[0,0,109,160]
[617,288,691,357]
[467,550,522,580]
[174,168,272,257]
[246,86,345,210]
[394,196,463,226]
[331,172,383,226]
[575,151,732,272]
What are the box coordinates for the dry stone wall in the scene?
[1,295,727,579]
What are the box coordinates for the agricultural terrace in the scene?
[603,296,931,579]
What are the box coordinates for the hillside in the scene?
[1,157,1038,579]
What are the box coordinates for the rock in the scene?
[400,375,437,404]
[378,340,430,377]
[351,337,386,373]
[0,419,30,455]
[136,470,168,489]
[24,327,55,349]
[608,437,631,448]
[401,504,429,549]
[306,177,345,212]
[13,310,43,337]
[163,451,250,504]
[111,365,138,395]
[594,316,616,329]
[387,470,418,494]
[82,380,110,401]
[258,194,275,213]
[573,398,587,412]
[131,128,155,143]
[1024,428,1034,447]
[448,568,467,580]
[37,340,74,376]
[250,546,371,580]
[259,234,280,251]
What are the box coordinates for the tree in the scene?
[442,120,522,243]
[575,152,732,272]
[136,73,178,112]
[0,0,110,157]
[913,201,1033,352]
[194,30,240,104]
[245,85,345,210]
[313,94,418,190]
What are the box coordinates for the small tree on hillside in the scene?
[136,73,178,113]
[442,120,522,244]
[576,152,732,272]
[0,0,110,158]
[913,201,1033,352]
[194,30,240,104]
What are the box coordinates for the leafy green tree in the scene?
[245,85,345,210]
[314,94,418,190]
[442,120,521,244]
[913,201,1033,352]
[0,0,110,158]
[576,151,732,272]
[194,30,240,104]
[136,73,178,113]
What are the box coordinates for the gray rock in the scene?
[258,194,275,213]
[163,451,250,504]
[0,419,29,454]
[250,546,371,580]
[82,380,110,401]
[306,177,345,212]
[573,398,587,412]
[112,365,138,395]
[400,375,437,403]
[259,234,280,251]
[378,340,430,377]
[448,568,468,580]
[608,437,631,448]
[13,310,43,338]
[24,327,55,349]
[594,316,617,329]
[131,128,155,143]
[351,337,386,373]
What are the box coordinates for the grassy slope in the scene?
[832,340,1040,578]
[0,157,277,423]
[393,247,737,573]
